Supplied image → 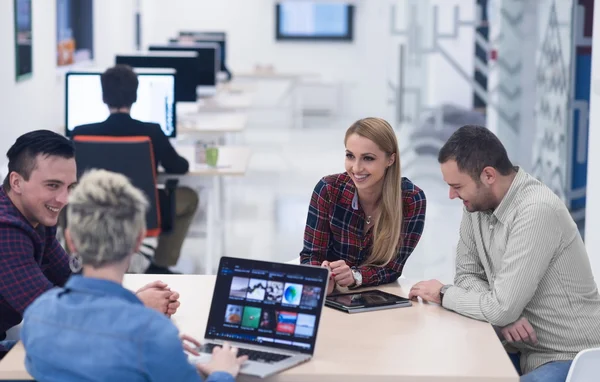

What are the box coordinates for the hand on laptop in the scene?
[196,342,248,378]
[500,317,538,345]
[180,334,202,356]
[135,280,181,316]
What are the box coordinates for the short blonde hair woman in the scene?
[22,170,246,381]
[300,118,427,294]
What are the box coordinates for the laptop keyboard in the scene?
[201,343,291,364]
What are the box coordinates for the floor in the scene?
[172,89,463,285]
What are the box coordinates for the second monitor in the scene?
[149,42,220,97]
[116,51,200,102]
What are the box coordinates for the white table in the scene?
[234,71,321,129]
[177,112,247,146]
[0,275,519,381]
[196,92,254,112]
[177,112,247,135]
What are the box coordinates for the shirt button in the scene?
[489,225,494,230]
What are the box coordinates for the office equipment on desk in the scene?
[194,140,219,167]
[169,145,251,176]
[65,68,176,138]
[179,31,226,39]
[149,43,219,97]
[189,256,330,379]
[175,31,231,81]
[116,51,200,102]
[0,275,521,381]
[205,146,219,167]
[325,290,412,313]
[275,1,355,41]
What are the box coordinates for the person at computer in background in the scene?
[71,64,199,275]
[407,125,600,382]
[21,169,247,381]
[0,130,181,360]
[300,118,426,295]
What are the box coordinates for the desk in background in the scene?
[235,71,320,129]
[177,92,254,115]
[160,146,252,273]
[177,112,247,146]
[178,112,247,135]
[0,275,518,381]
[234,71,320,81]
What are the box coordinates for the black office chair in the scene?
[72,136,178,265]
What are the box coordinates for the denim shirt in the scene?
[21,276,234,382]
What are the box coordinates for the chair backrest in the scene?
[566,347,600,382]
[72,136,161,237]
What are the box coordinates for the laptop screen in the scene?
[205,257,329,355]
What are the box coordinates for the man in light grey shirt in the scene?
[408,125,600,382]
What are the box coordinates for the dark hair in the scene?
[101,64,138,109]
[3,130,75,190]
[438,125,515,180]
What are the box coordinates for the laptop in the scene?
[189,256,330,378]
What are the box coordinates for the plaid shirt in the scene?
[300,173,426,287]
[0,187,70,358]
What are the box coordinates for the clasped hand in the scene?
[135,280,181,316]
[322,260,354,294]
[499,317,538,345]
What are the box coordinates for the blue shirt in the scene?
[21,276,234,382]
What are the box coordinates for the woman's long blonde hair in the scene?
[344,117,402,267]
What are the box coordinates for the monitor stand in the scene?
[197,85,217,98]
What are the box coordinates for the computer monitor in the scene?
[116,51,200,102]
[149,43,219,85]
[275,1,354,41]
[172,33,228,75]
[149,43,219,97]
[179,31,226,39]
[65,68,176,138]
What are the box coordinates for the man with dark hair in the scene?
[408,125,600,382]
[0,130,181,360]
[71,64,199,274]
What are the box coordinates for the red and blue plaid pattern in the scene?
[0,187,70,358]
[300,173,426,287]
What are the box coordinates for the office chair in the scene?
[565,347,600,382]
[72,136,178,265]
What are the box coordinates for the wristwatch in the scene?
[439,284,452,304]
[350,267,363,288]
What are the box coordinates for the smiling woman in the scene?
[300,117,427,294]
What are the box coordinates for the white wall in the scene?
[584,2,600,280]
[426,0,475,110]
[139,0,421,122]
[1,0,477,154]
[141,0,475,122]
[0,0,136,157]
[0,0,60,157]
[486,0,538,171]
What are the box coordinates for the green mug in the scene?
[206,147,219,167]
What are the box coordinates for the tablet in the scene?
[325,290,412,313]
